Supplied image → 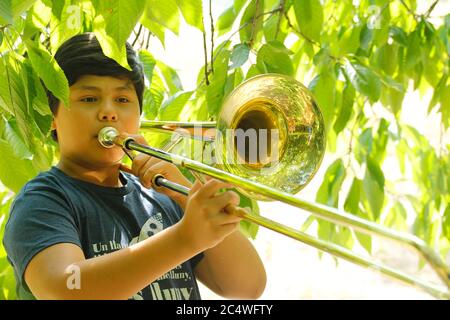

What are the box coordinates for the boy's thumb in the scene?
[119,163,133,174]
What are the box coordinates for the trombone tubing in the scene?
[113,134,450,299]
[152,176,449,299]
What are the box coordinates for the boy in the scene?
[3,33,266,300]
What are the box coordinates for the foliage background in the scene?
[0,0,449,299]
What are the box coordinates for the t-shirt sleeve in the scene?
[3,185,82,292]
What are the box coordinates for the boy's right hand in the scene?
[175,178,243,251]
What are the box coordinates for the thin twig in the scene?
[283,10,319,47]
[132,24,143,47]
[275,0,286,40]
[425,0,439,17]
[195,9,281,91]
[201,14,209,85]
[249,0,262,48]
[399,0,419,19]
[209,0,214,75]
[145,28,152,50]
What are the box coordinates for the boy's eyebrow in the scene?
[73,82,134,92]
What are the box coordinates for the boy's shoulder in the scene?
[16,167,63,195]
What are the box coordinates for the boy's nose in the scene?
[98,103,118,122]
[98,111,117,121]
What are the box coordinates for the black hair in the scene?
[45,32,145,141]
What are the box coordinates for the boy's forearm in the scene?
[198,229,266,299]
[60,224,199,299]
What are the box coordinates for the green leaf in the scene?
[139,50,156,85]
[92,0,145,70]
[175,0,203,31]
[217,6,236,36]
[230,43,250,69]
[239,0,264,44]
[140,17,165,46]
[335,226,354,250]
[413,203,439,248]
[0,57,16,116]
[236,191,260,239]
[337,25,361,56]
[234,0,247,13]
[344,178,361,214]
[294,0,323,43]
[23,0,52,39]
[344,61,381,102]
[49,1,82,52]
[0,0,35,24]
[25,40,69,107]
[143,0,179,35]
[359,24,373,54]
[376,44,397,76]
[333,80,354,135]
[443,205,450,241]
[157,61,183,95]
[224,68,244,98]
[309,72,336,131]
[379,74,404,93]
[342,177,371,253]
[362,165,384,222]
[390,26,408,47]
[316,159,346,208]
[4,119,32,160]
[0,53,35,149]
[143,72,165,119]
[256,41,294,76]
[439,85,450,128]
[0,139,37,193]
[206,49,230,116]
[245,64,262,80]
[158,91,193,121]
[23,58,52,117]
[366,156,385,190]
[405,30,422,72]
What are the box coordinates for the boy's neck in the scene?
[57,157,123,188]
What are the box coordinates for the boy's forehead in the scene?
[71,75,133,90]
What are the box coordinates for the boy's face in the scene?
[52,75,141,168]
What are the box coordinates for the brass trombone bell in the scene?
[141,74,326,200]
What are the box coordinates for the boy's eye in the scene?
[81,97,97,103]
[116,97,130,103]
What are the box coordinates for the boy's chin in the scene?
[92,150,125,165]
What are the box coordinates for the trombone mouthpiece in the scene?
[98,127,119,148]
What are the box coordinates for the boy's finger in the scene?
[189,179,203,197]
[209,191,240,210]
[196,179,233,199]
[119,163,133,174]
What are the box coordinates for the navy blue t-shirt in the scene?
[3,166,203,300]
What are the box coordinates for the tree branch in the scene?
[195,9,281,91]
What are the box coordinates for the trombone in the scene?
[98,74,450,299]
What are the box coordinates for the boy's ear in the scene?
[51,119,56,130]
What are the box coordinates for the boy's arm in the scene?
[24,179,242,300]
[24,223,197,300]
[194,229,266,299]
